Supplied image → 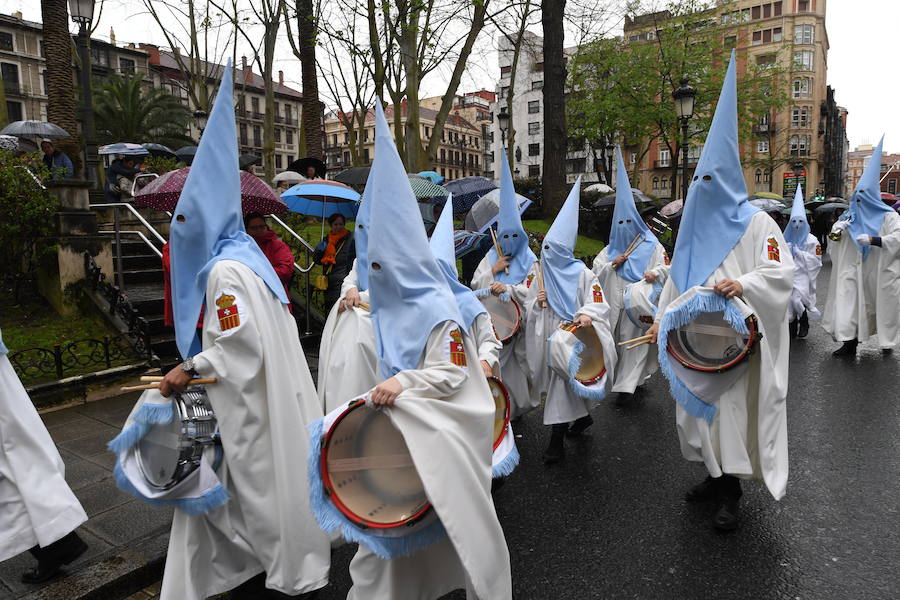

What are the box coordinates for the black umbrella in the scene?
[594,189,654,208]
[332,166,371,187]
[142,143,177,159]
[239,153,261,170]
[175,146,198,165]
[287,157,326,178]
[814,202,849,214]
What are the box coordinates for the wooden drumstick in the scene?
[122,378,217,391]
[139,376,218,383]
[357,301,370,311]
[618,334,653,347]
[535,260,548,308]
[490,228,509,275]
[625,339,653,350]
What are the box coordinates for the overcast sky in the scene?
[1,0,893,151]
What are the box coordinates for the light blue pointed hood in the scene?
[169,60,288,358]
[606,146,659,283]
[430,195,486,332]
[848,136,892,258]
[541,178,585,321]
[354,180,372,291]
[783,184,811,249]
[486,156,536,284]
[367,101,462,379]
[669,49,759,294]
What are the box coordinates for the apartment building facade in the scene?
[323,102,484,180]
[847,145,900,198]
[625,0,839,200]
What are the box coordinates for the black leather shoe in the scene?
[685,476,719,503]
[832,340,858,357]
[491,476,507,494]
[882,348,894,356]
[788,319,798,339]
[614,392,633,407]
[22,532,88,584]
[797,312,809,338]
[543,425,566,464]
[712,496,741,531]
[566,414,594,437]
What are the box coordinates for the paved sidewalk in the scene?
[0,392,172,600]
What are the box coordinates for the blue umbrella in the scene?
[453,230,488,257]
[280,179,362,233]
[417,170,445,185]
[441,176,497,213]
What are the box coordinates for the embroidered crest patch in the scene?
[526,273,535,288]
[663,251,671,266]
[815,244,823,256]
[449,329,467,367]
[766,237,781,263]
[216,293,241,331]
[592,284,604,303]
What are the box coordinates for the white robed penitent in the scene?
[654,51,794,500]
[145,62,330,599]
[783,185,822,322]
[822,137,900,349]
[0,330,87,562]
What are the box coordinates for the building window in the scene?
[790,135,810,156]
[798,0,810,12]
[274,128,281,142]
[239,123,248,146]
[251,97,260,115]
[794,24,814,45]
[792,77,811,99]
[724,35,737,49]
[343,151,350,165]
[528,164,540,177]
[528,143,540,156]
[286,129,293,145]
[253,125,261,147]
[6,100,22,122]
[90,47,108,66]
[630,152,637,165]
[527,100,540,114]
[658,148,671,167]
[755,169,762,184]
[424,126,430,139]
[500,65,511,75]
[532,80,543,91]
[528,122,540,135]
[499,86,509,100]
[660,176,669,191]
[791,106,811,128]
[794,50,814,71]
[1,63,19,94]
[0,32,13,52]
[753,27,782,45]
[652,177,660,191]
[285,105,292,122]
[757,140,770,153]
[774,2,782,16]
[756,54,776,67]
[440,149,446,162]
[363,148,370,163]
[119,58,136,74]
[565,158,585,173]
[889,179,897,195]
[275,154,282,169]
[41,70,48,95]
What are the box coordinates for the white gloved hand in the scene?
[832,220,850,232]
[855,234,872,246]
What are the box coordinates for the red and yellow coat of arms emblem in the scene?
[449,329,467,367]
[663,251,671,266]
[815,244,823,256]
[766,237,781,263]
[216,293,241,331]
[526,273,535,288]
[592,284,604,303]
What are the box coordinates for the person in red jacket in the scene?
[244,213,296,293]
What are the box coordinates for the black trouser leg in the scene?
[797,310,809,338]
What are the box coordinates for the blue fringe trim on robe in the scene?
[491,441,520,478]
[566,340,608,403]
[112,461,230,515]
[306,417,449,559]
[107,398,176,454]
[473,287,511,303]
[657,292,749,424]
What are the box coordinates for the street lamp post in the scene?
[496,106,511,173]
[193,109,208,138]
[606,141,614,186]
[68,0,97,187]
[673,78,696,201]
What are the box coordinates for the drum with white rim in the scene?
[479,294,522,343]
[559,321,606,384]
[136,387,220,491]
[666,310,760,373]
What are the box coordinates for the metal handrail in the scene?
[268,213,315,252]
[98,231,163,258]
[90,202,167,245]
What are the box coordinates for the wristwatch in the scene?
[180,357,197,377]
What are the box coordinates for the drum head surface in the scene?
[480,295,521,342]
[668,311,750,371]
[573,327,605,383]
[487,377,510,449]
[324,403,429,528]
[137,417,182,489]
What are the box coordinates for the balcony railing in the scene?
[753,122,776,134]
[654,160,671,169]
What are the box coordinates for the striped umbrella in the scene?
[453,230,488,258]
[441,176,497,213]
[408,175,448,199]
[133,167,287,215]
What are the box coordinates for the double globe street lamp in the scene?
[673,78,696,202]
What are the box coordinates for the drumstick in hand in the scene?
[123,378,217,391]
[618,334,653,347]
[535,260,548,308]
[490,228,509,275]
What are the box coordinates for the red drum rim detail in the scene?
[666,314,760,373]
[486,376,511,451]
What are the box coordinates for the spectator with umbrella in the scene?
[244,212,296,295]
[313,213,356,311]
[40,139,74,178]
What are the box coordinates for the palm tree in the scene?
[93,74,195,147]
[40,0,80,168]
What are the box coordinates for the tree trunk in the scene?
[297,0,323,160]
[262,23,277,180]
[41,0,80,168]
[541,0,567,215]
[398,1,425,172]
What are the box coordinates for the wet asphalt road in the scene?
[317,259,900,600]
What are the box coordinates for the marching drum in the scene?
[559,321,607,384]
[666,311,760,373]
[623,279,660,331]
[136,387,219,490]
[479,294,522,343]
[320,399,434,530]
[487,376,511,451]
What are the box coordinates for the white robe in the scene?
[160,260,330,599]
[788,233,822,321]
[656,212,793,500]
[471,257,537,418]
[524,268,613,425]
[348,321,512,600]
[470,312,503,373]
[317,259,379,413]
[0,354,87,562]
[593,244,668,394]
[822,211,900,347]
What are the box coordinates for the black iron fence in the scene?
[8,333,139,382]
